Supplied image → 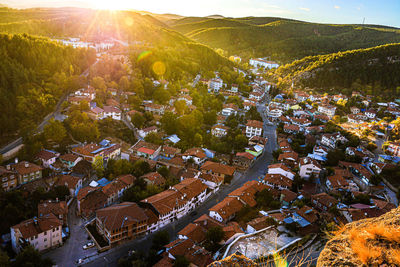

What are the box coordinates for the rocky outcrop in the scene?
[317,207,400,266]
[208,252,257,267]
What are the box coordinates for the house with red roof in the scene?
[11,213,62,253]
[130,140,161,160]
[268,163,295,180]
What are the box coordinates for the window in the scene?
[44,238,47,242]
[2,177,7,182]
[44,231,47,235]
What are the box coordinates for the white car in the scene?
[83,241,95,250]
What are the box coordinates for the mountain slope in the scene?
[170,17,400,62]
[270,43,400,95]
[0,33,95,140]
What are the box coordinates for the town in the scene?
[1,45,400,267]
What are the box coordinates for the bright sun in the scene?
[89,0,131,10]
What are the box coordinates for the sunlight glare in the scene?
[89,0,131,10]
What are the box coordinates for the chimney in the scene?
[25,162,29,168]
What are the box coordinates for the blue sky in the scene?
[3,0,400,27]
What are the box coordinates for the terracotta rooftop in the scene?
[12,213,62,239]
[36,150,58,161]
[178,223,207,244]
[246,120,263,128]
[59,153,81,162]
[38,200,68,218]
[141,172,166,186]
[263,174,293,188]
[13,161,43,175]
[201,161,236,176]
[209,197,244,221]
[96,202,148,232]
[55,175,81,191]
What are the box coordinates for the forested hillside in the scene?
[269,43,400,96]
[169,17,400,62]
[0,33,96,141]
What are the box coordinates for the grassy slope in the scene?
[170,17,400,62]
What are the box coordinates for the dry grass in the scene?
[391,249,400,265]
[345,224,400,265]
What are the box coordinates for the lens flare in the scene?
[152,61,166,76]
[137,50,152,62]
[273,253,288,267]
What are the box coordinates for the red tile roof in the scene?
[12,213,62,239]
[96,202,148,232]
[201,161,236,176]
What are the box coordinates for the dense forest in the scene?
[168,16,400,63]
[269,43,400,96]
[0,33,96,143]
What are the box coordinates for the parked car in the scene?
[83,242,95,250]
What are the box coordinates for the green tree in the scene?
[245,106,262,121]
[131,113,145,129]
[233,134,248,151]
[91,76,106,90]
[92,156,104,178]
[13,246,54,267]
[43,119,66,143]
[132,160,151,177]
[151,230,170,251]
[153,88,171,104]
[144,132,163,145]
[161,112,178,135]
[119,76,130,91]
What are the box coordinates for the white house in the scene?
[321,132,347,149]
[318,104,336,118]
[267,108,283,119]
[267,163,295,180]
[138,126,158,139]
[245,120,263,138]
[249,58,279,69]
[365,109,376,119]
[209,78,223,93]
[182,147,207,165]
[313,145,329,158]
[103,106,121,120]
[221,104,238,117]
[75,87,96,100]
[177,95,193,106]
[142,178,208,228]
[249,91,264,102]
[36,149,60,168]
[230,84,239,93]
[11,214,62,253]
[299,157,322,179]
[211,125,229,137]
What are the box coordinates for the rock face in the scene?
[208,252,257,267]
[317,207,400,267]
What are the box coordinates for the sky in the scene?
[2,0,400,27]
